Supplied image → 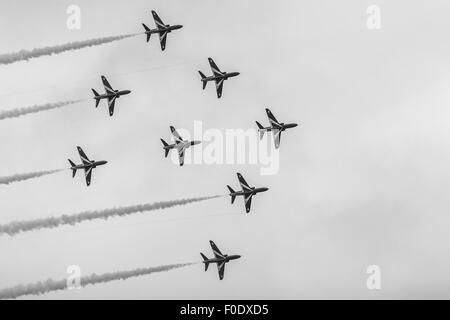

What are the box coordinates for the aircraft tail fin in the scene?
[68,159,77,177]
[142,23,150,32]
[227,185,236,204]
[198,71,207,89]
[160,139,169,147]
[92,89,100,107]
[142,24,151,42]
[256,121,265,139]
[160,139,170,158]
[200,253,209,271]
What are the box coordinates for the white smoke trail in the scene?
[0,33,139,65]
[0,169,64,185]
[0,262,196,300]
[0,100,84,120]
[0,195,222,236]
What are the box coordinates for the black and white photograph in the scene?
[0,0,449,304]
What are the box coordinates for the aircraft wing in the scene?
[244,194,253,213]
[159,31,168,51]
[178,147,185,166]
[217,261,226,280]
[101,76,115,94]
[273,129,281,149]
[208,58,223,77]
[266,108,281,128]
[215,78,224,98]
[237,173,252,191]
[77,146,91,166]
[84,166,92,186]
[152,10,166,29]
[108,96,116,116]
[170,126,183,142]
[209,240,225,259]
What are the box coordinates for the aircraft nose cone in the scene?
[237,255,242,259]
[262,187,269,192]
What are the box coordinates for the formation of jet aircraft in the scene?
[200,240,241,280]
[160,126,202,166]
[92,76,131,117]
[256,108,298,149]
[142,10,183,51]
[68,146,107,186]
[69,10,297,282]
[199,58,240,98]
[227,173,269,213]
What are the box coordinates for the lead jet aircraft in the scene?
[198,57,240,98]
[92,76,131,117]
[68,146,107,186]
[256,108,298,148]
[227,173,269,213]
[200,240,241,280]
[160,126,201,166]
[142,10,183,51]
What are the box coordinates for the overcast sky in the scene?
[1,0,450,299]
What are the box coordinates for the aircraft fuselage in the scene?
[146,24,183,35]
[204,254,241,265]
[281,123,298,130]
[97,90,131,100]
[261,122,298,132]
[231,187,269,197]
[203,72,240,82]
[164,140,201,151]
[71,160,107,170]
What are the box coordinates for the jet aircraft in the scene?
[68,146,107,186]
[160,126,201,166]
[200,240,241,280]
[198,57,240,98]
[227,173,269,213]
[142,10,183,51]
[256,108,298,148]
[92,76,131,117]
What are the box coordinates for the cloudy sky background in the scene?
[1,0,450,299]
